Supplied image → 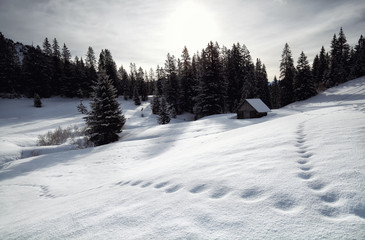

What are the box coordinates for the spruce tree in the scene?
[133,86,141,105]
[34,93,42,107]
[61,43,71,63]
[351,35,365,78]
[158,97,171,124]
[98,49,120,92]
[0,33,21,94]
[294,51,316,101]
[225,43,244,111]
[85,73,125,146]
[164,53,180,114]
[255,59,271,107]
[328,28,351,86]
[52,38,61,59]
[85,46,97,70]
[180,46,195,112]
[42,37,52,56]
[151,95,160,114]
[270,76,281,109]
[194,42,225,119]
[279,43,296,106]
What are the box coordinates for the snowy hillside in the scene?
[0,77,364,239]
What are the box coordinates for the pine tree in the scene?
[240,44,257,102]
[52,38,61,59]
[255,59,271,107]
[34,93,42,107]
[194,42,225,119]
[164,53,180,114]
[312,46,330,91]
[118,65,130,98]
[351,35,365,78]
[225,43,243,111]
[133,86,141,105]
[158,97,171,124]
[151,95,160,114]
[98,49,120,92]
[85,74,125,146]
[61,43,71,63]
[22,46,53,97]
[85,46,97,70]
[180,46,196,112]
[42,37,52,56]
[0,33,21,94]
[270,76,281,109]
[279,43,296,106]
[137,67,148,101]
[294,51,316,101]
[328,28,351,86]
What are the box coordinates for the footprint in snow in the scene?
[39,185,55,199]
[297,150,307,154]
[240,187,265,201]
[140,182,153,188]
[299,166,312,171]
[318,205,341,218]
[297,159,308,165]
[131,180,143,186]
[351,204,365,219]
[307,180,327,191]
[165,184,183,193]
[301,153,313,159]
[272,194,298,211]
[297,172,313,180]
[320,191,339,203]
[189,184,208,194]
[154,181,169,189]
[210,186,231,199]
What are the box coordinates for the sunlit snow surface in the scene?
[0,77,364,239]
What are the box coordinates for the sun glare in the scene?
[164,1,220,53]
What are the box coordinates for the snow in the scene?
[245,98,271,112]
[0,77,365,239]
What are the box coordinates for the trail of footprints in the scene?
[111,122,364,218]
[295,123,345,218]
[115,179,268,202]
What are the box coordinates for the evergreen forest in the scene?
[1,28,364,121]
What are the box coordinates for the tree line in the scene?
[1,27,365,120]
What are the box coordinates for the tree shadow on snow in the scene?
[0,147,96,182]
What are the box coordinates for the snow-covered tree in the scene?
[85,74,125,146]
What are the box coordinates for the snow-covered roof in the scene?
[245,99,271,112]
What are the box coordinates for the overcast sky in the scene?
[1,0,364,80]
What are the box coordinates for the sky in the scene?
[1,0,365,81]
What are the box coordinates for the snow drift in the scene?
[0,77,364,239]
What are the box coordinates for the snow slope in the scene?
[0,77,364,239]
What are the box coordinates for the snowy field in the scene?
[0,77,364,239]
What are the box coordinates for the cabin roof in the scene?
[240,99,270,113]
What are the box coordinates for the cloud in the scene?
[1,0,364,79]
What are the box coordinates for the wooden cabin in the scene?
[237,99,270,119]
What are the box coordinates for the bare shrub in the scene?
[37,125,90,148]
